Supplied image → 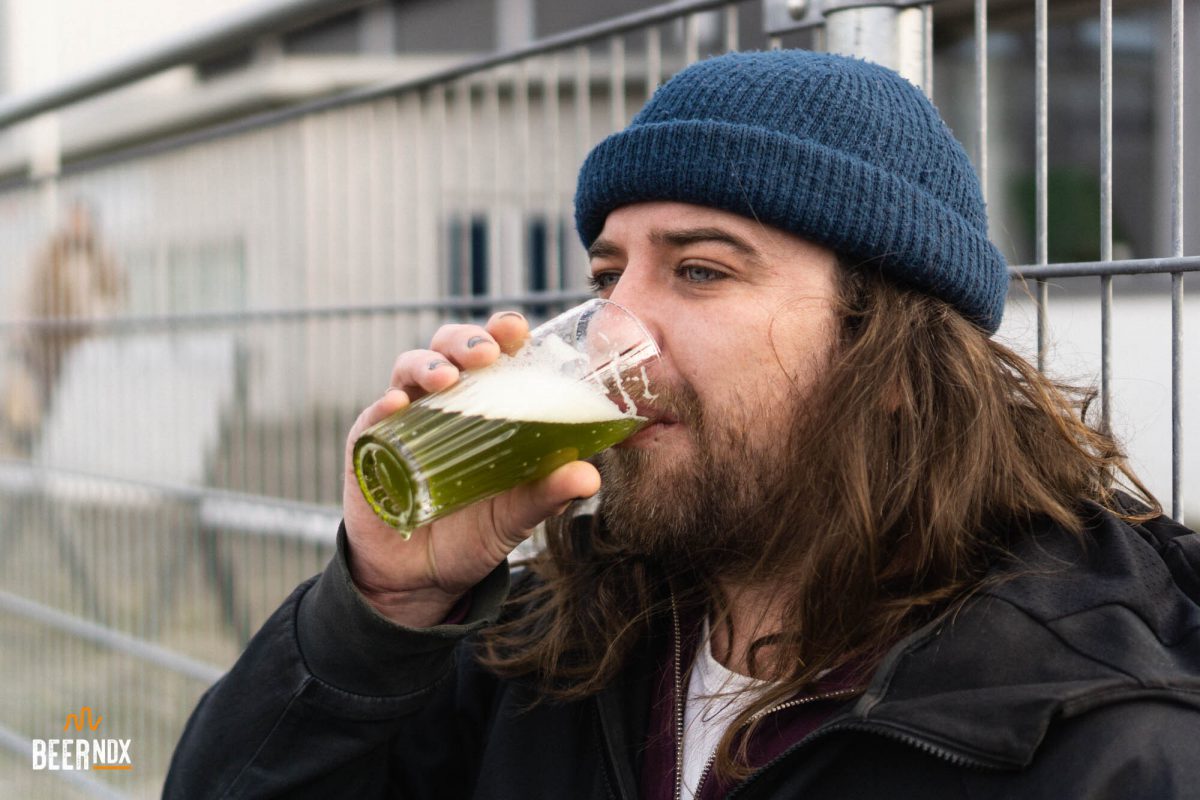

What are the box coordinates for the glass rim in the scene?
[530,296,661,365]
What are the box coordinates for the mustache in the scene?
[637,381,704,426]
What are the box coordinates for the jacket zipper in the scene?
[682,689,865,800]
[722,719,1005,799]
[668,595,999,800]
[669,596,864,800]
[671,597,686,800]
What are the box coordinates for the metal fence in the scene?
[0,0,1194,796]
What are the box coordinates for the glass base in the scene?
[354,440,428,535]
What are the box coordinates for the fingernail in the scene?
[428,359,451,371]
[466,335,489,349]
[498,311,525,320]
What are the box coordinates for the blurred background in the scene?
[0,0,1196,796]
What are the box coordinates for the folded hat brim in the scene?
[574,119,1008,334]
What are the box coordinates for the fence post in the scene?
[761,0,934,92]
[824,3,930,90]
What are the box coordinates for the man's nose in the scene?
[605,265,665,349]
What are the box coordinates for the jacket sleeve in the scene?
[162,523,511,799]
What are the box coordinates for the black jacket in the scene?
[164,504,1200,798]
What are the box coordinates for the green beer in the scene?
[354,357,646,534]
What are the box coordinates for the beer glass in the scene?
[354,299,659,534]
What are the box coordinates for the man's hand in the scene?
[342,311,602,627]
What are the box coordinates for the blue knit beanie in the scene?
[574,50,1008,333]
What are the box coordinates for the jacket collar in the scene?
[844,503,1200,769]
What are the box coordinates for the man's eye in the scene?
[588,272,620,292]
[679,264,724,283]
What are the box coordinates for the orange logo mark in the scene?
[62,707,102,732]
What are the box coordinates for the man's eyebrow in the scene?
[649,226,765,263]
[587,238,624,261]
[587,226,767,266]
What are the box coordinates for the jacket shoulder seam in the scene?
[220,674,315,799]
[987,594,1145,684]
[303,663,457,704]
[1005,586,1200,650]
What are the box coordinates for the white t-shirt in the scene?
[680,621,770,799]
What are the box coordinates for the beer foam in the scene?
[425,353,633,423]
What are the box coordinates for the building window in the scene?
[447,215,489,317]
[526,214,571,316]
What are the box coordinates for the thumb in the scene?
[491,461,601,545]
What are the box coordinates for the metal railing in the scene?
[0,0,1191,796]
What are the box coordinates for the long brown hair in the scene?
[478,264,1158,783]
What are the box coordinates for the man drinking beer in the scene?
[166,50,1200,799]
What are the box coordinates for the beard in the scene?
[596,379,808,581]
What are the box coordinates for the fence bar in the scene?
[433,84,449,300]
[974,0,987,201]
[1172,4,1185,260]
[646,26,662,94]
[0,460,341,534]
[685,13,701,64]
[1098,0,1114,431]
[517,61,532,295]
[0,721,129,799]
[485,71,502,301]
[1012,255,1200,279]
[1170,0,1185,521]
[923,3,934,97]
[1100,275,1113,430]
[575,45,592,164]
[543,55,563,289]
[0,590,225,684]
[1035,278,1048,372]
[1173,273,1184,522]
[725,2,739,51]
[1099,0,1113,263]
[1034,0,1048,372]
[461,79,475,301]
[611,36,626,129]
[0,293,591,337]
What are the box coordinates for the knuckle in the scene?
[393,350,418,374]
[396,349,439,378]
[430,324,466,348]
